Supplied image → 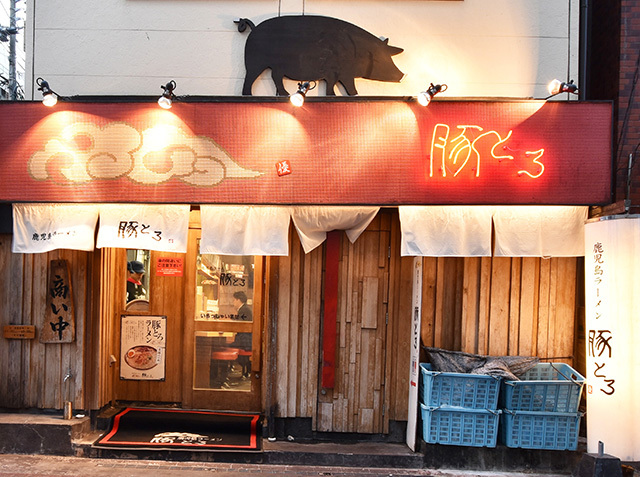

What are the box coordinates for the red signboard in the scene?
[0,100,612,205]
[156,257,183,276]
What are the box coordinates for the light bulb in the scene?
[417,91,431,107]
[548,79,563,96]
[290,92,305,107]
[42,93,57,107]
[158,96,172,109]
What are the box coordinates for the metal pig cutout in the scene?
[235,15,404,96]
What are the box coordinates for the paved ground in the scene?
[0,454,572,477]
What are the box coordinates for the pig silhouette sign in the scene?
[235,15,405,96]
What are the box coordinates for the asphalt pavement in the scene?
[0,454,572,477]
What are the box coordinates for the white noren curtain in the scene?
[200,205,291,256]
[291,206,380,253]
[12,203,99,253]
[399,206,493,257]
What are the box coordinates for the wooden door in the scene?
[182,228,263,411]
[113,247,185,404]
[317,222,392,433]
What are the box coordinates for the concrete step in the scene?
[0,410,589,474]
[71,432,424,469]
[0,412,91,456]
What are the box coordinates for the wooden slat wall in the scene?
[0,234,93,410]
[418,256,578,361]
[274,227,323,420]
[273,213,582,433]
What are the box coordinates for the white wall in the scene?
[25,0,579,100]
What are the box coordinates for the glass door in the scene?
[183,230,262,411]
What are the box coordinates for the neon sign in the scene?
[429,124,545,179]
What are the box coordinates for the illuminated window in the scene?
[193,250,255,391]
[125,249,150,310]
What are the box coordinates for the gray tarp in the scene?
[424,347,539,380]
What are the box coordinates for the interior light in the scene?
[290,81,316,107]
[36,77,58,107]
[547,79,578,97]
[158,80,176,109]
[417,83,447,107]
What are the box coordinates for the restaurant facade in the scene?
[0,0,621,454]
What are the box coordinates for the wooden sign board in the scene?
[40,259,75,343]
[3,325,36,339]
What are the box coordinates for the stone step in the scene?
[0,412,91,456]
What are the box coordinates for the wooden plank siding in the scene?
[0,234,94,410]
[271,212,583,433]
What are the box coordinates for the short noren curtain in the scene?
[399,206,587,257]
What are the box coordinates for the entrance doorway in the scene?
[181,227,263,411]
[316,225,392,433]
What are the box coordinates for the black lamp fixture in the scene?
[417,83,447,106]
[158,80,177,109]
[547,79,578,98]
[290,81,316,107]
[36,77,58,107]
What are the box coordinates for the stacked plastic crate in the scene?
[419,363,502,447]
[499,363,585,450]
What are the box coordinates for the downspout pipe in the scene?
[579,0,589,101]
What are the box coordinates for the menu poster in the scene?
[120,315,167,381]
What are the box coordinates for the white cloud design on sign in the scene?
[28,122,262,186]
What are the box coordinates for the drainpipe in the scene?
[579,0,589,101]
[63,368,73,419]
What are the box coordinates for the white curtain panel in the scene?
[96,204,190,252]
[398,206,493,257]
[290,206,380,253]
[12,203,100,253]
[200,205,291,256]
[493,206,588,257]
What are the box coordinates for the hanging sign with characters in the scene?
[96,204,190,253]
[41,259,75,343]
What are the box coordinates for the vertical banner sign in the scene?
[584,218,640,461]
[41,260,75,343]
[322,231,340,389]
[120,315,167,381]
[406,257,423,451]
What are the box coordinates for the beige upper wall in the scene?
[24,0,579,100]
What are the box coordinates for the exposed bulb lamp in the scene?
[36,77,58,107]
[417,83,447,106]
[158,80,177,109]
[547,79,578,97]
[290,81,316,107]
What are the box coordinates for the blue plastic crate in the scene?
[420,403,501,448]
[500,363,585,413]
[419,363,501,409]
[500,409,582,450]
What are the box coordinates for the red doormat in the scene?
[95,408,261,451]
